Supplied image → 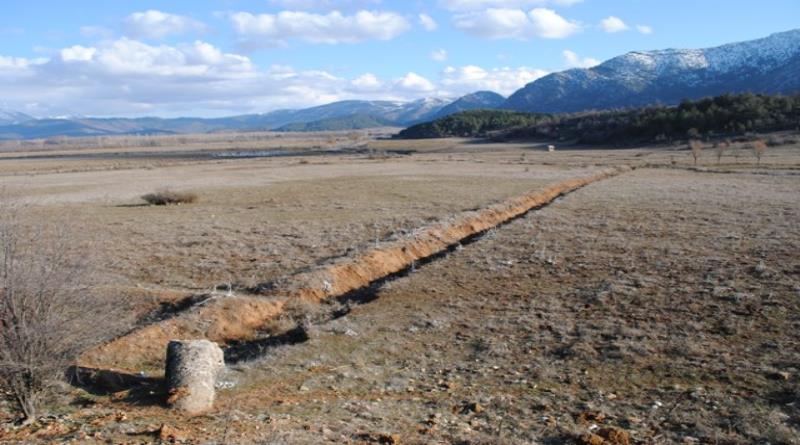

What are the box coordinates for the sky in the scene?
[0,0,797,118]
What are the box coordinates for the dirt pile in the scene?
[286,166,631,302]
[81,296,285,371]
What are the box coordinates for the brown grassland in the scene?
[0,132,798,444]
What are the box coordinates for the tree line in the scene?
[396,110,547,139]
[396,93,800,145]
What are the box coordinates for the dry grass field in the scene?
[0,133,798,444]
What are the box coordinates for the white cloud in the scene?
[124,10,207,39]
[395,72,436,92]
[60,45,97,62]
[0,39,432,116]
[529,8,581,38]
[0,55,42,70]
[454,8,581,39]
[0,39,273,117]
[419,13,438,31]
[0,38,551,117]
[351,72,382,90]
[600,16,629,33]
[229,10,410,46]
[636,24,653,35]
[55,38,253,76]
[438,0,582,11]
[562,50,599,68]
[440,65,547,95]
[453,8,580,39]
[430,49,448,62]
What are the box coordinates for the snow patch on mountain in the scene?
[505,29,800,113]
[0,109,35,125]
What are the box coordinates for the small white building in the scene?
[547,145,556,152]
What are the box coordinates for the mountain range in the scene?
[0,98,459,140]
[430,91,506,120]
[506,29,800,112]
[1,29,798,140]
[0,110,35,126]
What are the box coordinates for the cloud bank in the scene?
[0,38,548,117]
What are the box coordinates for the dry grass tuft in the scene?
[141,190,198,206]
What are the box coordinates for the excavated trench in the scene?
[80,165,632,372]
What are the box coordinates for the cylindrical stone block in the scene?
[165,340,225,414]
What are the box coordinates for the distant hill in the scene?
[268,98,450,128]
[0,109,35,126]
[505,29,800,113]
[0,98,453,140]
[399,93,800,145]
[274,94,509,132]
[275,113,396,132]
[432,91,506,119]
[396,109,546,139]
[507,93,800,144]
[0,119,128,140]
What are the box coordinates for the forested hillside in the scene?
[396,110,547,139]
[397,94,800,144]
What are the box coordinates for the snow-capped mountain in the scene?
[272,97,452,127]
[432,91,507,119]
[0,97,462,139]
[0,109,35,125]
[505,29,800,113]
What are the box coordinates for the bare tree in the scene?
[715,141,729,164]
[752,140,767,165]
[0,200,124,422]
[689,140,703,166]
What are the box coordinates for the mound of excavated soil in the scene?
[80,167,629,372]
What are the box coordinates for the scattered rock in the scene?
[767,371,791,381]
[356,432,401,444]
[578,433,606,445]
[460,402,484,414]
[379,433,401,444]
[158,424,187,443]
[577,411,606,424]
[597,426,630,445]
[711,286,730,298]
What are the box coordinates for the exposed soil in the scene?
[80,166,628,372]
[0,137,799,444]
[193,167,796,445]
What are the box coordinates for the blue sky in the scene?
[0,0,797,117]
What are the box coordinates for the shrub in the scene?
[0,201,125,422]
[752,140,768,165]
[141,190,197,206]
[689,140,703,165]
